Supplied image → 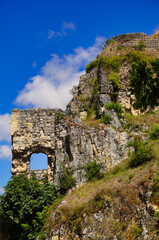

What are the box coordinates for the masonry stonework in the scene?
[11,109,128,186]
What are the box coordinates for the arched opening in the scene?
[30,153,48,170]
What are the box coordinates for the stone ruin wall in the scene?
[113,32,159,51]
[11,108,129,186]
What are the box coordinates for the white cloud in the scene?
[0,145,11,160]
[61,22,76,35]
[15,36,105,110]
[48,21,76,39]
[0,186,4,195]
[0,114,11,142]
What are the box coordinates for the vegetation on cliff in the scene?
[39,115,159,239]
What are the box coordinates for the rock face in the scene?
[67,32,159,117]
[11,109,128,186]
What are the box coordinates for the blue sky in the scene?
[0,0,159,194]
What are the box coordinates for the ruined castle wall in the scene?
[11,108,67,182]
[11,109,129,186]
[114,32,159,51]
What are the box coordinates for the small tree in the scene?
[85,160,103,181]
[0,173,57,240]
[128,138,153,168]
[129,60,159,111]
[58,164,76,195]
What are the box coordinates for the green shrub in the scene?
[100,36,115,49]
[102,113,112,124]
[105,102,123,118]
[85,160,103,181]
[69,85,78,96]
[86,60,98,73]
[128,138,153,168]
[59,164,76,194]
[151,171,159,206]
[129,59,159,111]
[0,173,57,240]
[108,72,120,98]
[150,124,159,140]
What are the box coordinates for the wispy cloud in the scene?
[0,114,11,142]
[48,21,76,39]
[32,61,37,68]
[0,145,11,160]
[15,36,105,109]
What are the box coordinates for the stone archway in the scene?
[11,146,55,182]
[11,108,67,183]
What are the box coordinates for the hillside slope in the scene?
[38,33,159,240]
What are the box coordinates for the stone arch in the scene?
[12,145,56,182]
[11,109,67,183]
[30,152,48,170]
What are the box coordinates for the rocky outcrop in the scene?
[67,32,159,117]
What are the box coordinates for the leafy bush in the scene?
[102,113,112,124]
[129,59,159,111]
[100,36,115,49]
[151,171,159,206]
[105,102,123,118]
[150,124,159,140]
[0,173,57,240]
[69,85,78,96]
[85,160,103,181]
[128,138,153,168]
[59,164,76,195]
[86,60,98,73]
[108,72,120,98]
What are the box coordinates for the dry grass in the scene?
[124,110,159,132]
[41,110,159,239]
[82,118,102,128]
[43,153,159,239]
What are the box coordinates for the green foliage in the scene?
[85,60,98,73]
[86,55,123,73]
[105,102,123,118]
[108,72,120,98]
[59,164,76,195]
[151,171,159,207]
[57,110,67,119]
[129,59,159,111]
[0,173,57,240]
[86,50,151,74]
[128,138,153,168]
[102,113,112,124]
[150,124,159,140]
[69,85,78,96]
[85,160,103,181]
[103,56,122,72]
[90,78,100,95]
[134,40,146,51]
[100,36,115,49]
[86,78,100,119]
